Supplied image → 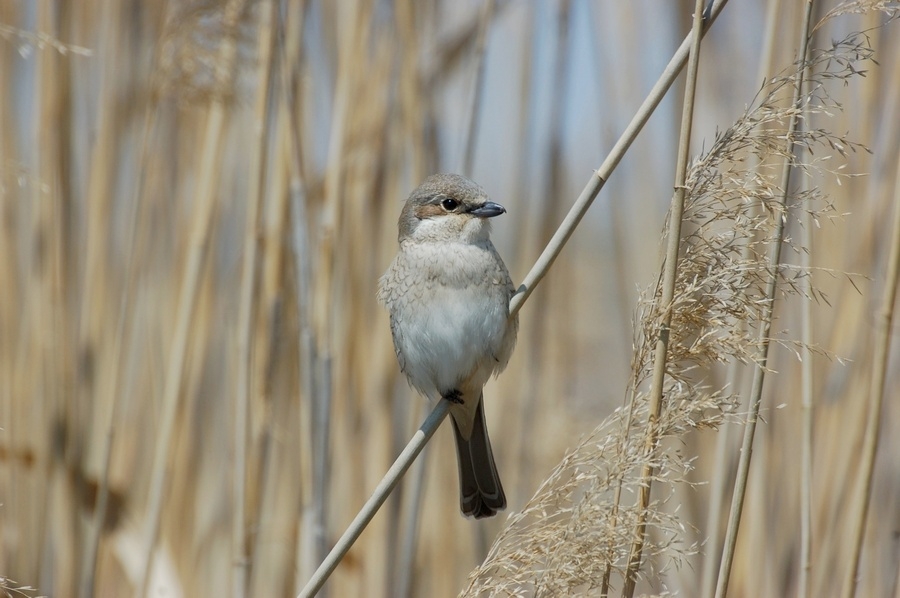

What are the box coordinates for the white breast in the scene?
[387,241,512,399]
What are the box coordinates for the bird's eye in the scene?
[440,198,459,211]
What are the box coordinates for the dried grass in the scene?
[0,1,898,598]
[463,13,892,598]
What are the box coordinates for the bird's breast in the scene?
[385,241,514,396]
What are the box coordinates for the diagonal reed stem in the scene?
[297,1,731,595]
[299,0,728,597]
[508,0,729,320]
[296,400,452,598]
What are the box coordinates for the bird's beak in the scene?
[468,201,506,218]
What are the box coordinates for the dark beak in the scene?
[468,201,506,218]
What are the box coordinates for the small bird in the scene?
[378,173,518,518]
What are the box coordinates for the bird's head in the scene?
[398,173,506,244]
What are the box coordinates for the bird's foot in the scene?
[443,389,464,404]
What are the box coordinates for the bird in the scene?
[378,173,518,519]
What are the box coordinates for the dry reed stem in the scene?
[137,1,247,594]
[265,0,318,588]
[300,2,501,590]
[840,138,900,598]
[395,3,498,594]
[459,0,495,177]
[525,2,576,585]
[232,2,275,596]
[463,16,881,597]
[239,2,307,593]
[33,2,74,593]
[507,5,539,510]
[297,400,452,598]
[798,66,815,598]
[303,2,373,589]
[385,3,430,597]
[78,0,120,415]
[78,55,166,598]
[699,3,784,594]
[69,0,129,593]
[714,3,814,595]
[507,0,730,320]
[2,3,898,597]
[622,1,706,595]
[395,419,429,598]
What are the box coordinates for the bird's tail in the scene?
[451,395,506,519]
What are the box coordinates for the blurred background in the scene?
[0,0,898,596]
